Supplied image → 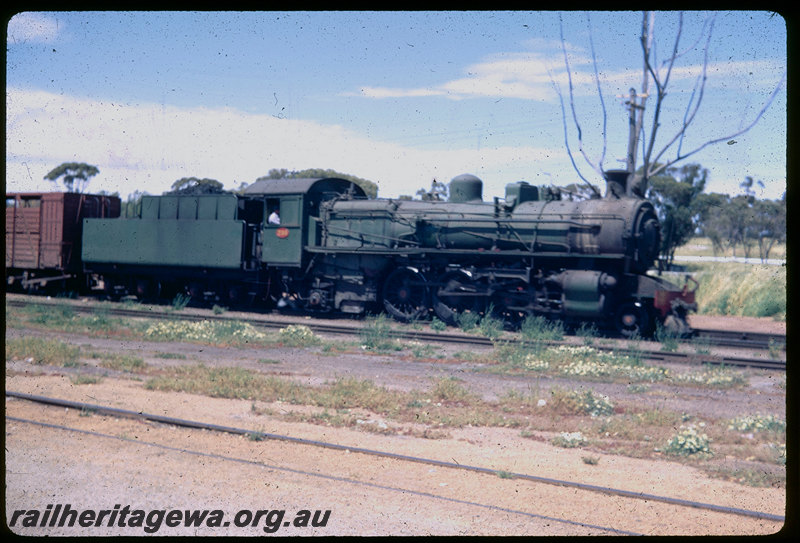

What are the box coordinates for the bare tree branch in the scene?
[557,15,602,196]
[641,11,684,180]
[586,13,608,172]
[549,69,599,194]
[557,10,783,196]
[647,15,714,177]
[648,70,785,178]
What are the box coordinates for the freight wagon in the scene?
[5,192,120,292]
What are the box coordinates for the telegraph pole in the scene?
[625,87,639,176]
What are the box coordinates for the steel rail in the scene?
[5,390,786,525]
[693,329,786,350]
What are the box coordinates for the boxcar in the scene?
[6,192,120,291]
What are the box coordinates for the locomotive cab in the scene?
[243,177,367,269]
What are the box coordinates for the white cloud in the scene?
[352,44,785,104]
[7,12,63,44]
[5,87,568,199]
[355,52,569,102]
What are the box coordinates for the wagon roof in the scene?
[243,177,366,197]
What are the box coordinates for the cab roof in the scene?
[243,177,367,198]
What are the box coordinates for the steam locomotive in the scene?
[6,170,696,337]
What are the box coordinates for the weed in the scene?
[122,298,141,309]
[212,304,226,315]
[519,315,564,343]
[430,376,475,403]
[704,465,785,487]
[551,431,587,448]
[320,377,401,412]
[71,374,102,385]
[549,388,615,417]
[727,414,785,434]
[673,366,747,388]
[359,315,401,351]
[626,383,649,394]
[456,311,480,332]
[691,336,712,355]
[582,456,600,465]
[575,322,599,344]
[154,352,188,360]
[145,365,270,399]
[430,318,447,332]
[91,351,147,372]
[6,337,81,366]
[769,443,787,466]
[29,303,75,327]
[407,341,435,359]
[768,339,783,360]
[258,358,281,364]
[654,323,679,352]
[477,310,504,340]
[171,293,191,311]
[144,319,267,345]
[279,324,319,347]
[664,425,712,457]
[555,346,669,383]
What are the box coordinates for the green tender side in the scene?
[82,218,244,268]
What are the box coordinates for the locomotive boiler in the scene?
[303,171,694,336]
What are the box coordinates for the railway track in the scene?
[6,390,785,533]
[6,295,785,371]
[692,329,785,350]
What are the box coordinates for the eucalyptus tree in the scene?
[43,162,99,193]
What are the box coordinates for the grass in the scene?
[137,362,777,473]
[6,295,783,488]
[278,324,320,347]
[359,315,402,351]
[679,261,785,320]
[6,337,81,366]
[143,319,269,345]
[88,351,147,372]
[171,293,191,311]
[154,352,188,360]
[9,302,132,335]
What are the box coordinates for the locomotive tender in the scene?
[7,171,697,336]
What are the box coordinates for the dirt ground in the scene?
[4,314,788,536]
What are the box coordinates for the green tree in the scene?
[415,179,448,201]
[726,195,757,258]
[122,190,148,218]
[645,163,707,267]
[259,168,378,199]
[167,177,225,195]
[694,192,730,256]
[43,162,100,193]
[751,197,786,262]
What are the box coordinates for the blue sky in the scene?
[6,11,787,200]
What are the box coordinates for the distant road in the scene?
[672,255,785,266]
